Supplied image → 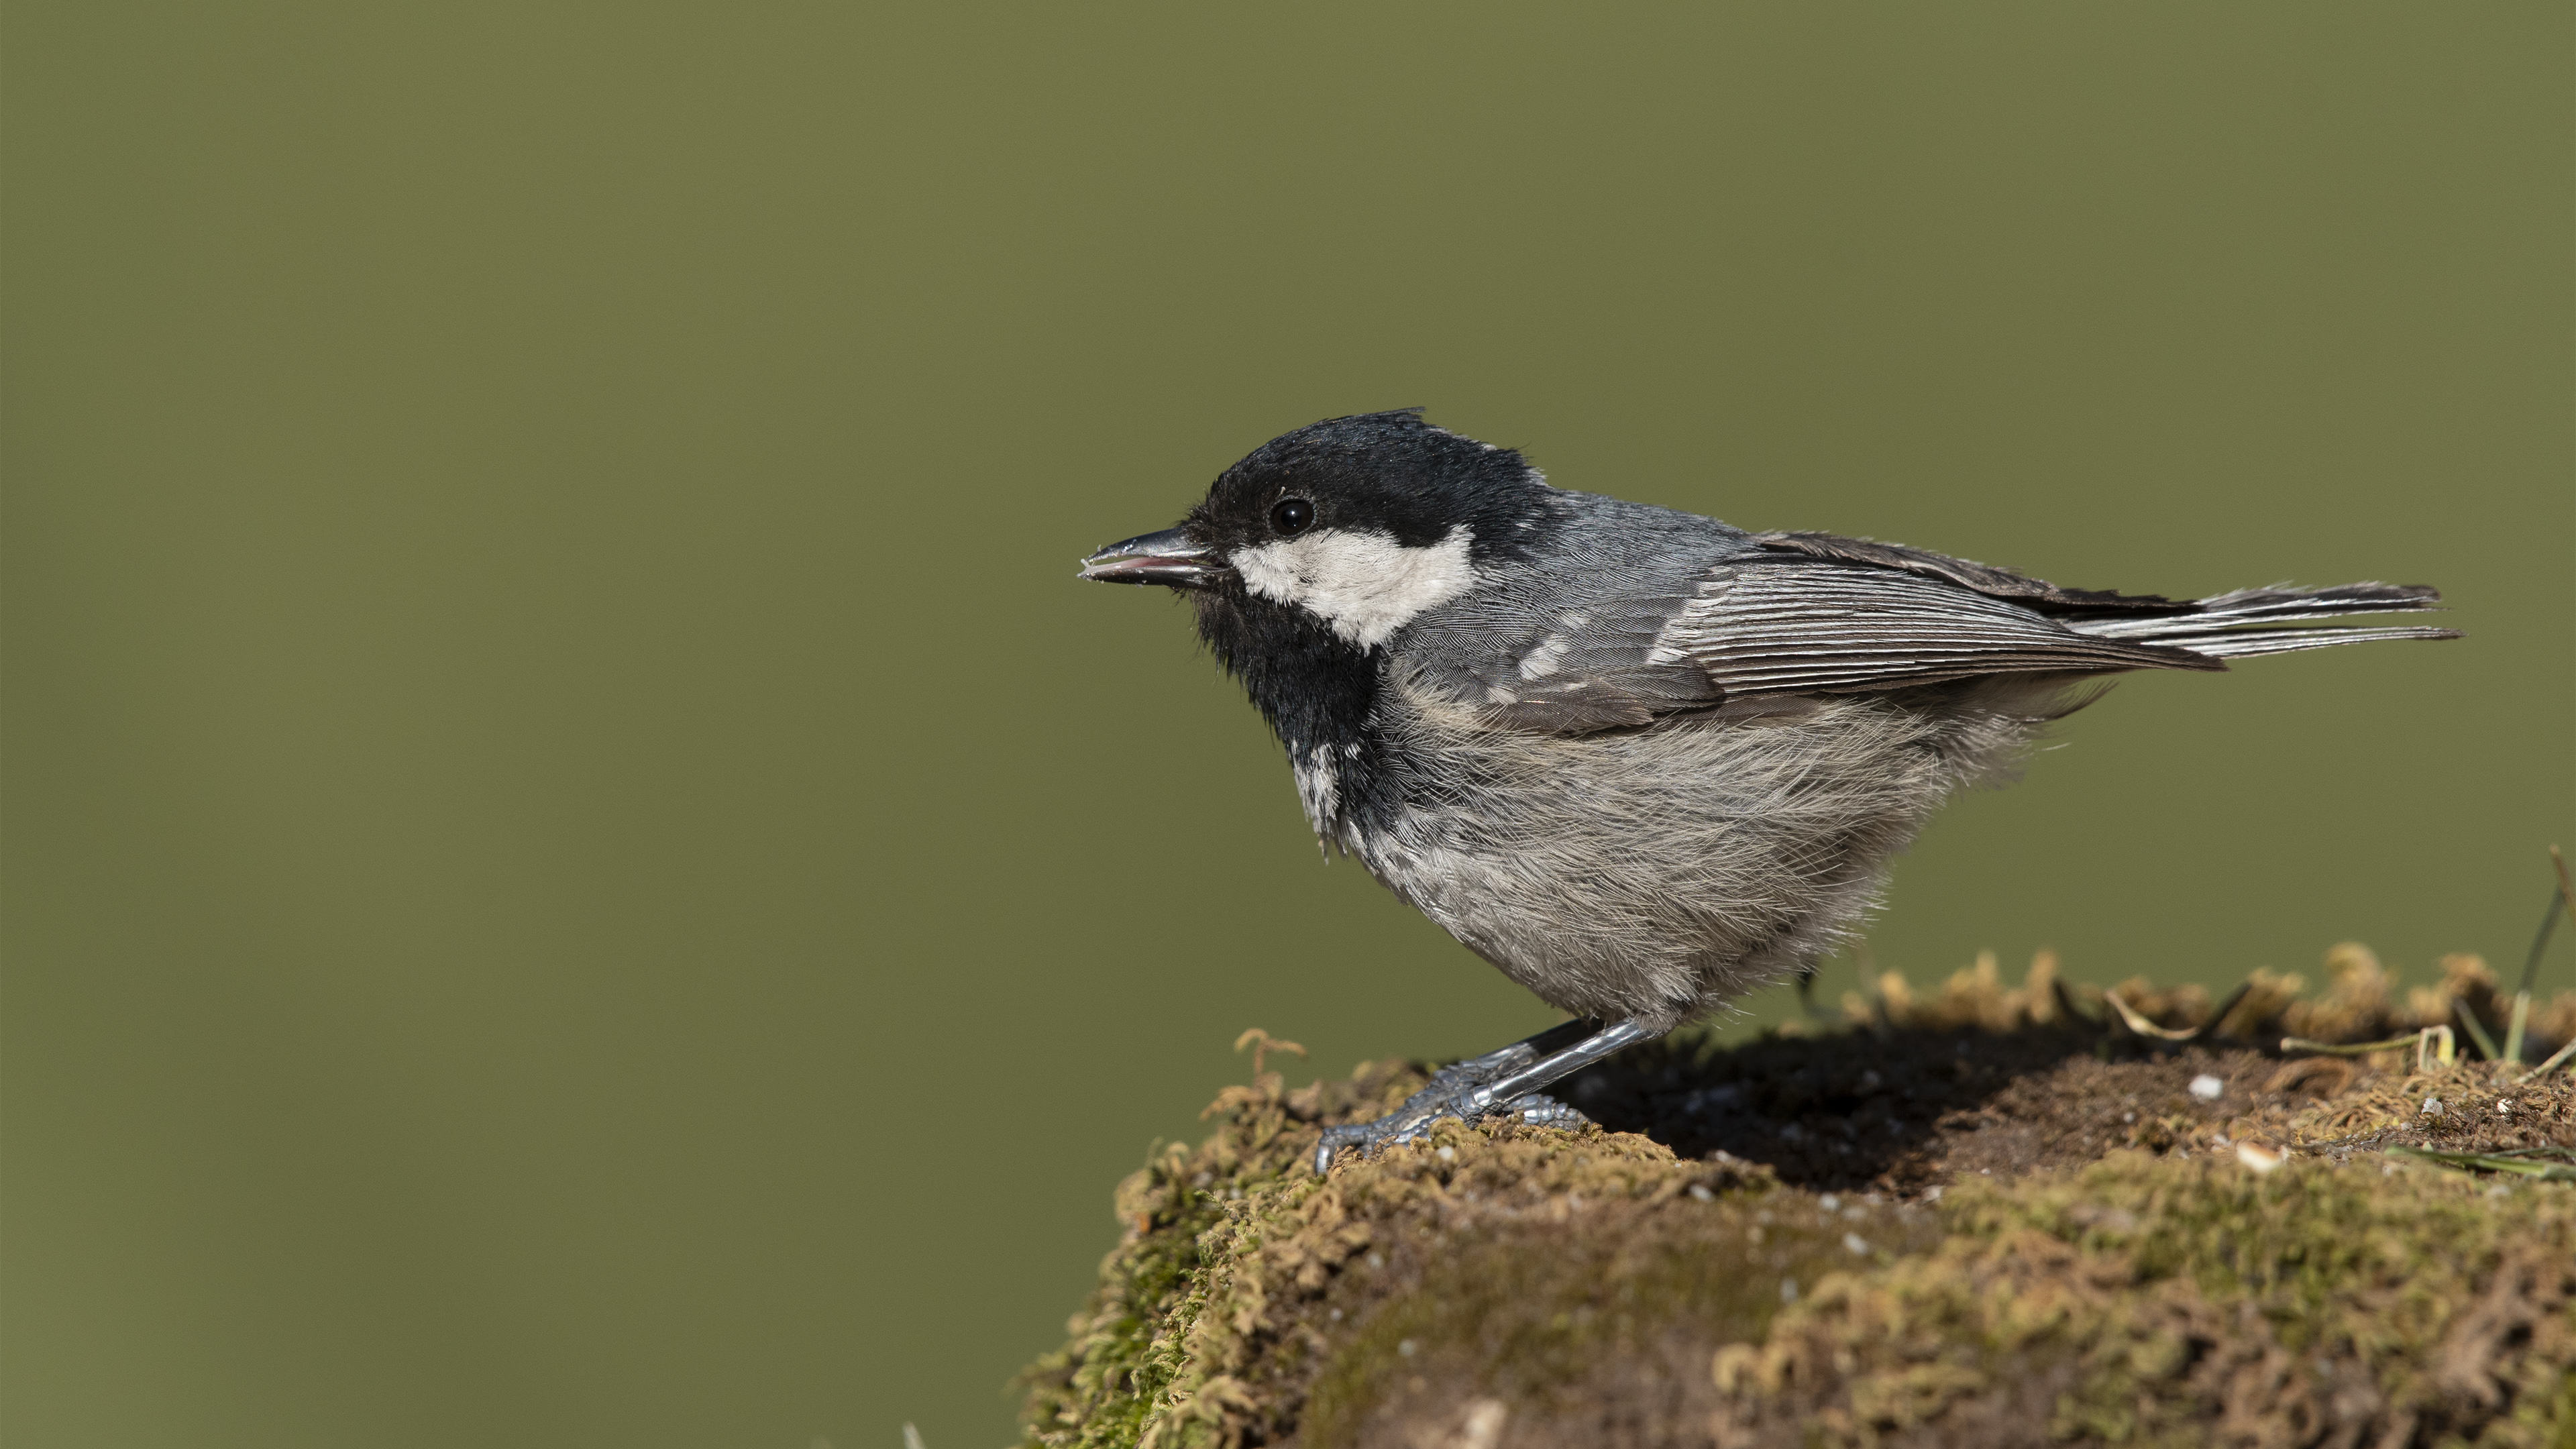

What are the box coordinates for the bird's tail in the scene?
[2064,582,2459,659]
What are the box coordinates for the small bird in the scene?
[1079,410,2456,1171]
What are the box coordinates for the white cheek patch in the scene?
[1230,526,1481,648]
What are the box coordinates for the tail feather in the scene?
[2163,625,2460,659]
[2065,581,2459,659]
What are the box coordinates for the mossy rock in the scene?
[1019,957,2576,1448]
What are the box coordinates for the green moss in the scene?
[1721,1154,2575,1446]
[1020,962,2576,1448]
[1017,1059,1778,1447]
[1026,1116,2572,1448]
[1297,1180,1930,1446]
[1017,1059,1415,1448]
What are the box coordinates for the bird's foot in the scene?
[1307,1017,1658,1173]
[1309,1057,1595,1173]
[1508,1093,1595,1130]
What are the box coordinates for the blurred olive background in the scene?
[4,3,2568,1446]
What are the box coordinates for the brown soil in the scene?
[1546,945,2572,1193]
[1562,1029,2569,1194]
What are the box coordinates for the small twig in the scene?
[2102,981,2251,1044]
[2528,1034,2576,1079]
[2504,847,2571,1064]
[2422,1024,2455,1070]
[2387,1144,2576,1182]
[2100,989,2176,1038]
[2451,996,2501,1062]
[2280,1026,2452,1070]
[2277,1029,2408,1057]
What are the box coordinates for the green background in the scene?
[5,4,2568,1446]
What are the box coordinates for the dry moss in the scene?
[1713,1156,2574,1448]
[1018,951,2576,1449]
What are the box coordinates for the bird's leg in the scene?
[1310,1018,1663,1173]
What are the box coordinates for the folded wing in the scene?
[1407,529,2455,731]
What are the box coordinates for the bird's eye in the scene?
[1271,497,1315,535]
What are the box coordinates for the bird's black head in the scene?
[1185,409,1554,581]
[1076,410,1558,803]
[1079,409,1556,649]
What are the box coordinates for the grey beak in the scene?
[1078,527,1233,588]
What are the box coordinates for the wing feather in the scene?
[1657,564,2220,695]
[1402,525,2447,735]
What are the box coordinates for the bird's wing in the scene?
[1406,578,1728,734]
[1401,529,2221,735]
[1742,532,2184,616]
[1660,543,2221,696]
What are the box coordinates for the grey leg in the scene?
[1309,1018,1663,1173]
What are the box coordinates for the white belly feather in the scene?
[1339,673,2044,1028]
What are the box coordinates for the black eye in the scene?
[1271,497,1314,535]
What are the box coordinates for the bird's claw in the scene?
[1308,1075,1593,1173]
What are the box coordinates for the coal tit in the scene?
[1079,410,2455,1171]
